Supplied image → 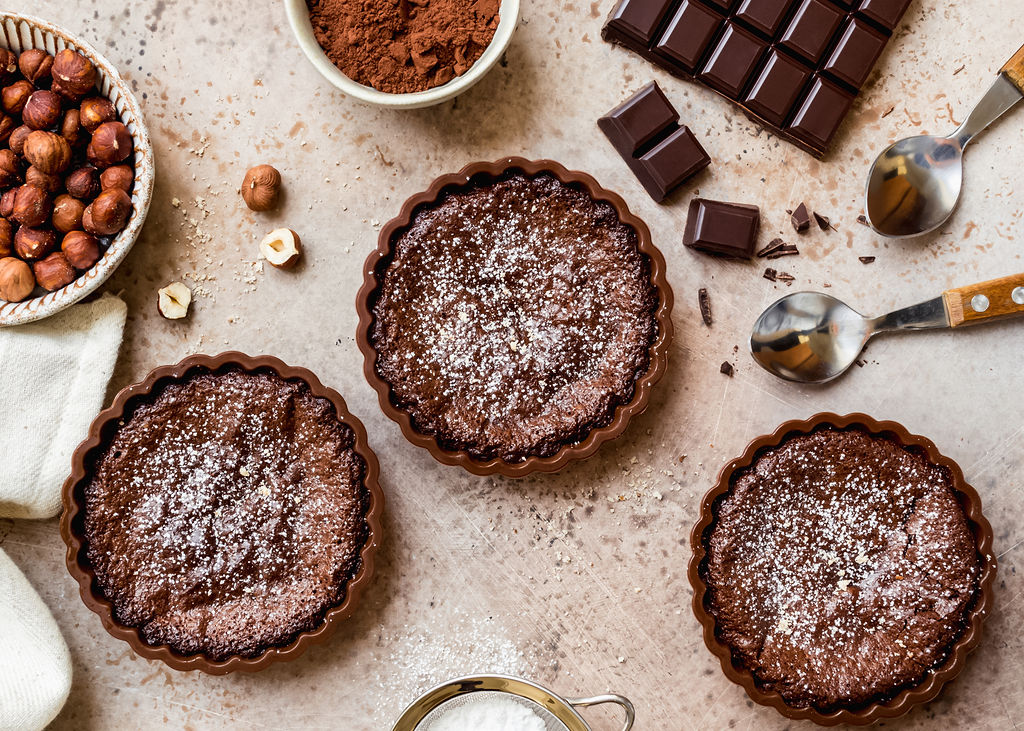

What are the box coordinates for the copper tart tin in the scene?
[59,352,385,674]
[688,413,996,725]
[355,157,674,477]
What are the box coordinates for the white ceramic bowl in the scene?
[0,13,154,327]
[284,0,520,109]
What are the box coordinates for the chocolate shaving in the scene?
[856,214,869,226]
[882,106,895,118]
[720,361,734,377]
[757,237,799,259]
[698,287,713,326]
[763,267,777,282]
[791,202,811,233]
[859,256,876,264]
[776,272,795,285]
[953,65,965,75]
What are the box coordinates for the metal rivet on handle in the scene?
[1013,287,1024,305]
[971,294,990,313]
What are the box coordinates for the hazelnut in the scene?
[53,194,85,233]
[259,228,302,269]
[241,164,281,211]
[32,251,74,291]
[61,230,101,270]
[0,148,22,187]
[0,256,35,302]
[83,188,132,236]
[18,50,53,84]
[2,80,33,114]
[23,130,72,174]
[86,121,132,168]
[0,189,15,218]
[8,124,30,155]
[99,164,133,193]
[13,226,56,260]
[22,90,63,130]
[157,281,191,319]
[0,114,15,145]
[79,97,116,132]
[0,49,17,85]
[61,109,83,147]
[51,50,97,100]
[12,184,52,227]
[25,166,62,194]
[65,166,100,199]
[0,218,12,257]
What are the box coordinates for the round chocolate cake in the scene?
[370,172,659,463]
[83,368,370,660]
[703,428,982,712]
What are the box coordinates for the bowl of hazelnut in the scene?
[0,13,153,326]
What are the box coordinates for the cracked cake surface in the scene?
[84,368,370,660]
[702,428,981,711]
[370,172,659,463]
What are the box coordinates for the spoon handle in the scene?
[1001,43,1024,94]
[943,272,1024,327]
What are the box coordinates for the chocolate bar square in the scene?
[683,198,761,258]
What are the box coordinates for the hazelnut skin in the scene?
[79,97,116,132]
[86,121,132,168]
[0,49,17,85]
[12,184,52,227]
[83,188,132,236]
[0,189,15,218]
[65,167,100,200]
[241,164,281,211]
[0,115,15,145]
[32,251,75,291]
[52,194,85,233]
[2,80,33,114]
[23,130,72,175]
[25,166,62,194]
[13,226,57,260]
[0,148,23,187]
[0,218,12,257]
[23,90,64,131]
[61,230,101,270]
[100,164,133,193]
[51,50,97,100]
[0,256,35,302]
[61,109,83,147]
[18,50,53,84]
[8,124,30,155]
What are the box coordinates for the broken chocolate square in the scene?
[791,202,811,232]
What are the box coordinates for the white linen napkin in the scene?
[0,293,127,730]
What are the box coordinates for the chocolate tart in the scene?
[356,158,673,477]
[60,353,384,674]
[689,413,995,725]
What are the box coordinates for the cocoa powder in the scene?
[307,0,500,95]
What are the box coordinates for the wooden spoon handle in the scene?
[1001,43,1024,94]
[943,272,1024,327]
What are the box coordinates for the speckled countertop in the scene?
[2,1,1023,729]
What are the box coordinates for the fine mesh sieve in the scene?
[391,674,634,731]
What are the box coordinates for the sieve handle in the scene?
[565,694,635,731]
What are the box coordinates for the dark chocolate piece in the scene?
[786,76,854,151]
[857,0,913,30]
[856,213,869,225]
[720,361,734,377]
[744,50,812,126]
[599,82,711,202]
[735,0,793,37]
[699,23,767,99]
[791,202,811,232]
[655,0,724,74]
[777,271,795,284]
[699,287,713,326]
[859,255,876,264]
[757,237,799,258]
[813,210,832,229]
[604,0,676,50]
[684,198,761,258]
[763,267,778,281]
[823,18,888,89]
[780,0,845,64]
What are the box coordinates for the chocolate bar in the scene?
[598,81,711,201]
[602,0,913,156]
[683,198,761,258]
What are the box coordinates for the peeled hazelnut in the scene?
[23,130,72,175]
[0,148,23,187]
[241,164,281,211]
[18,50,53,84]
[157,281,191,319]
[83,188,132,236]
[8,124,30,155]
[61,109,83,147]
[0,189,15,218]
[61,230,101,270]
[14,226,56,261]
[259,228,302,269]
[65,166,100,199]
[32,251,74,291]
[0,256,35,302]
[51,49,97,99]
[79,96,116,132]
[26,166,62,194]
[2,80,33,114]
[0,218,12,257]
[12,184,51,227]
[0,114,15,145]
[22,90,63,130]
[0,49,17,85]
[52,194,85,233]
[87,121,132,168]
[99,164,133,192]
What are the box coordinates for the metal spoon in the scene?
[865,44,1024,238]
[750,273,1024,383]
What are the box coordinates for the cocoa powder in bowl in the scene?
[307,0,501,95]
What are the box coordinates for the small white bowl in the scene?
[284,0,520,109]
[0,13,154,327]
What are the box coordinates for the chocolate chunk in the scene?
[791,202,811,232]
[720,361,734,377]
[757,237,799,259]
[698,287,713,326]
[776,271,795,284]
[599,82,711,202]
[859,255,876,264]
[683,198,761,258]
[763,267,778,281]
[813,211,832,230]
[856,214,869,226]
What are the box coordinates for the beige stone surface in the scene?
[1,0,1022,729]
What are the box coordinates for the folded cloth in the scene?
[0,548,72,731]
[0,293,127,519]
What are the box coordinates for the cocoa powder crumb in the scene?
[307,0,500,94]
